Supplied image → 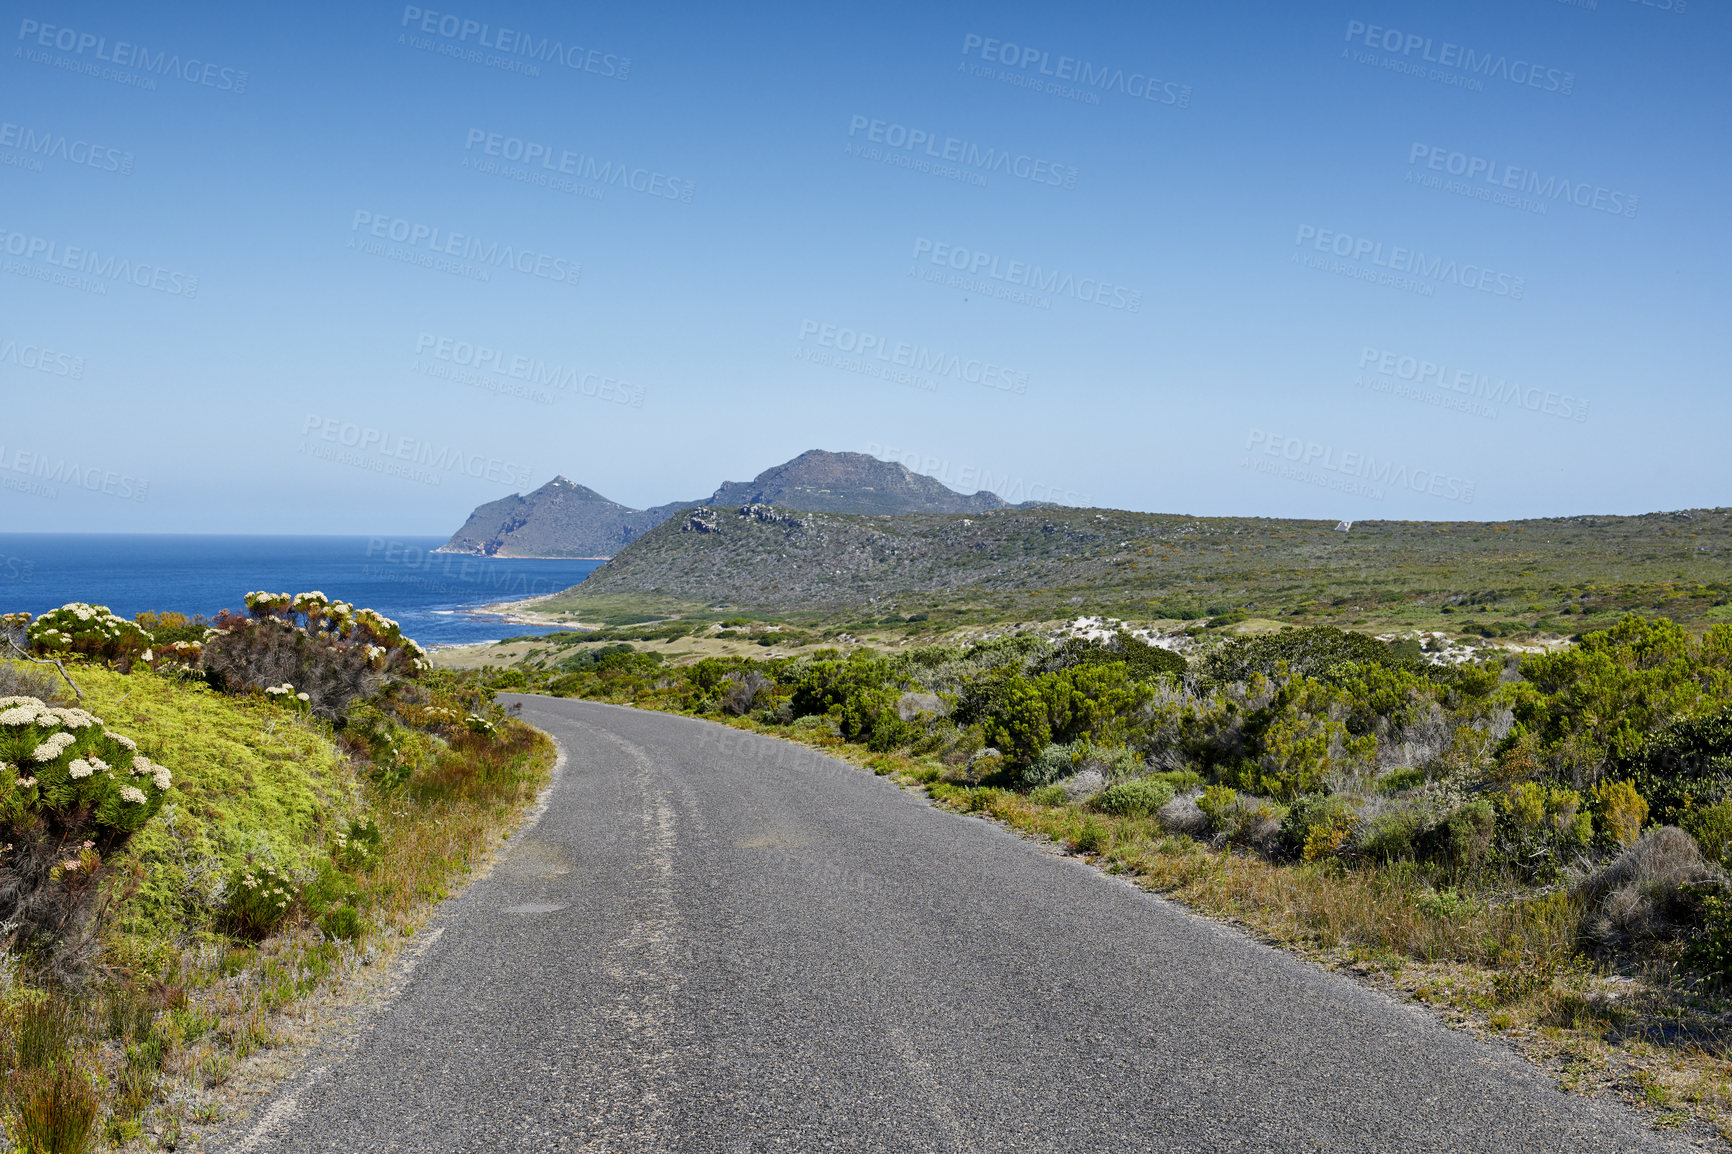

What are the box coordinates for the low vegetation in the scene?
[0,599,551,1151]
[525,503,1732,641]
[491,612,1732,1138]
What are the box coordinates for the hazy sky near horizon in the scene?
[1,0,1726,534]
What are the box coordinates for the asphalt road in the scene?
[223,696,1690,1153]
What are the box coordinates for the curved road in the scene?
[224,696,1686,1153]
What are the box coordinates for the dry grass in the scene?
[982,793,1581,971]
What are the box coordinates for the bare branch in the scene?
[4,637,82,701]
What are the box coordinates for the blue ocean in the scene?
[0,535,603,647]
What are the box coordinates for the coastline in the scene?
[432,547,612,561]
[465,592,601,632]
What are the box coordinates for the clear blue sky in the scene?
[2,0,1725,533]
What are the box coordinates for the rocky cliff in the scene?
[436,450,1025,558]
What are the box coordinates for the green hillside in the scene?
[529,504,1732,635]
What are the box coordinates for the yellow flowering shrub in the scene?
[1589,779,1649,848]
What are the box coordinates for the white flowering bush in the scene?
[223,861,297,940]
[263,681,312,710]
[145,639,205,670]
[25,603,153,669]
[242,590,429,670]
[331,815,383,872]
[0,695,172,976]
[200,591,429,719]
[0,696,170,833]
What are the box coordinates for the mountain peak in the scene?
[437,449,1036,558]
[708,450,1007,515]
[435,476,660,558]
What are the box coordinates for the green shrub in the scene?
[1281,793,1358,857]
[1196,785,1239,830]
[1203,625,1420,685]
[1094,778,1175,818]
[332,816,383,872]
[790,651,902,717]
[1610,705,1732,826]
[1142,769,1204,794]
[1377,767,1425,793]
[1043,633,1185,682]
[982,664,1153,766]
[1684,800,1732,867]
[0,697,174,977]
[1446,799,1497,869]
[1074,818,1105,853]
[984,680,1053,766]
[132,610,212,645]
[860,706,914,752]
[1687,890,1732,984]
[781,651,916,750]
[1104,745,1147,779]
[4,1059,100,1154]
[1354,806,1428,863]
[969,753,1005,782]
[1020,742,1077,788]
[1511,616,1732,781]
[1224,674,1377,800]
[555,643,636,673]
[343,703,440,787]
[1029,784,1068,806]
[1498,781,1593,856]
[319,905,363,941]
[1302,810,1358,862]
[300,858,357,920]
[223,862,296,941]
[1589,779,1648,849]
